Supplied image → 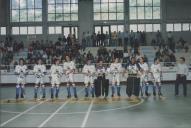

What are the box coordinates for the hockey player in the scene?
[150,58,163,97]
[138,57,149,96]
[15,58,28,99]
[109,58,122,97]
[33,58,46,99]
[126,57,141,98]
[50,59,63,99]
[63,55,77,98]
[95,59,109,98]
[82,59,96,97]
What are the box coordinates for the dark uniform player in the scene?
[94,60,109,98]
[126,57,141,98]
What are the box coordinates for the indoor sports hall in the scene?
[0,0,191,127]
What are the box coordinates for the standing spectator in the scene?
[91,33,97,47]
[100,32,105,46]
[118,31,123,46]
[123,30,129,49]
[82,32,86,51]
[105,31,110,46]
[96,31,101,47]
[175,57,189,97]
[129,30,135,48]
[156,30,162,46]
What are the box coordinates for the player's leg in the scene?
[16,78,21,99]
[116,74,121,97]
[144,75,149,96]
[41,84,46,99]
[66,83,71,98]
[40,78,46,99]
[84,76,89,97]
[20,79,25,98]
[90,76,95,98]
[175,75,180,96]
[126,77,133,98]
[156,77,162,96]
[182,76,187,97]
[134,77,140,97]
[70,74,77,98]
[72,83,77,98]
[140,77,144,97]
[55,81,60,98]
[51,79,55,99]
[152,80,157,96]
[111,76,116,97]
[34,84,39,99]
[34,78,40,99]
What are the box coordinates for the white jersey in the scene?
[109,62,122,86]
[50,64,63,78]
[15,65,27,78]
[151,63,161,82]
[63,61,76,75]
[82,64,96,86]
[139,63,149,85]
[109,63,122,74]
[82,64,96,76]
[139,63,149,75]
[15,65,27,84]
[33,64,46,78]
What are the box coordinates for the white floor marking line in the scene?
[0,99,145,115]
[38,88,84,128]
[0,100,47,127]
[81,100,94,128]
[38,100,69,128]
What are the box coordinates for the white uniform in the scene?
[15,65,27,85]
[82,64,96,86]
[63,61,75,84]
[139,63,149,86]
[33,64,46,85]
[50,64,63,86]
[109,63,122,86]
[151,63,161,83]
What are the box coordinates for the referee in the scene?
[175,57,189,97]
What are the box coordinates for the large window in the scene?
[0,27,6,35]
[166,23,191,32]
[129,0,160,20]
[48,0,78,21]
[130,24,160,32]
[12,26,42,35]
[94,0,124,21]
[11,0,42,22]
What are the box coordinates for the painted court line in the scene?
[0,98,144,115]
[38,100,69,128]
[81,100,94,128]
[0,100,47,127]
[38,88,84,128]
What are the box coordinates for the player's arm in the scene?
[15,66,20,75]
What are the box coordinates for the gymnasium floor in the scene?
[0,84,191,128]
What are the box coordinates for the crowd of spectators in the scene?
[81,30,146,49]
[0,31,190,70]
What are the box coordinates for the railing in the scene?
[0,62,190,73]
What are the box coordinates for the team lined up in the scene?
[14,55,189,100]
